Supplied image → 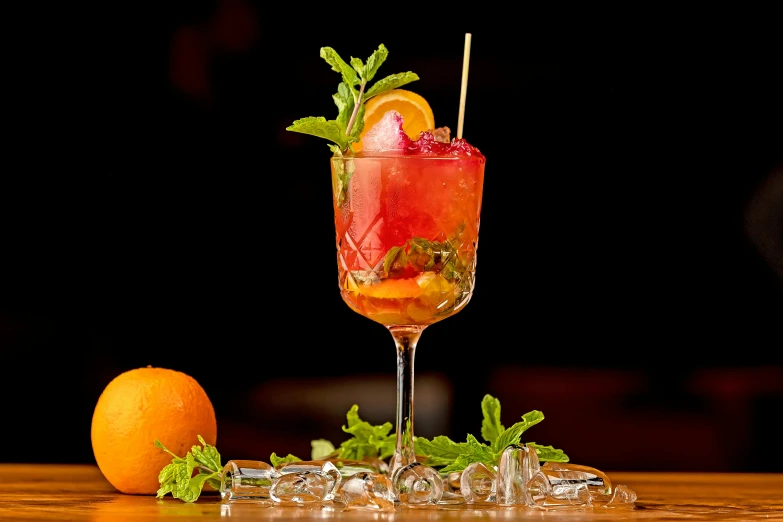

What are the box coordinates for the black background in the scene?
[2,2,782,472]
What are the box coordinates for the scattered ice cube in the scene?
[599,484,638,508]
[496,443,594,509]
[361,110,410,152]
[340,471,395,512]
[275,460,341,501]
[541,461,611,496]
[496,444,536,506]
[220,460,280,501]
[269,471,329,504]
[460,462,497,503]
[495,444,635,511]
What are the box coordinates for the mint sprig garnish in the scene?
[415,394,569,473]
[155,435,223,503]
[286,44,419,153]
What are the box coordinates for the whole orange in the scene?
[91,366,217,494]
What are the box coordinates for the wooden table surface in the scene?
[0,464,781,521]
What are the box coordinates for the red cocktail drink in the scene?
[332,114,485,327]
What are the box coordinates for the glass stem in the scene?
[388,325,425,478]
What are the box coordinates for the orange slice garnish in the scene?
[355,89,435,152]
[359,278,423,299]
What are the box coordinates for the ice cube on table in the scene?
[220,460,280,502]
[340,472,395,512]
[496,444,636,511]
[496,444,535,506]
[541,461,611,496]
[361,110,409,152]
[497,443,593,509]
[269,471,329,504]
[540,461,635,508]
[460,462,497,503]
[275,460,341,501]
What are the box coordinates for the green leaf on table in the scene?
[339,404,396,460]
[415,395,568,474]
[191,435,221,473]
[481,394,504,444]
[492,410,545,453]
[311,439,336,460]
[415,435,469,467]
[439,435,496,474]
[269,453,303,467]
[178,472,220,503]
[528,442,570,463]
[154,436,222,503]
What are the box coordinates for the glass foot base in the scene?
[392,462,444,505]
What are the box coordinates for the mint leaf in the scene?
[179,472,219,503]
[269,453,302,467]
[339,405,395,460]
[492,410,545,453]
[383,244,408,275]
[350,57,365,77]
[333,83,355,134]
[412,397,568,474]
[332,83,366,142]
[364,72,419,100]
[381,225,466,281]
[155,436,223,503]
[320,47,359,87]
[155,440,186,463]
[286,117,349,149]
[191,435,222,473]
[439,435,495,474]
[415,435,469,467]
[527,442,570,463]
[311,439,336,460]
[332,156,354,207]
[480,395,504,444]
[440,454,478,474]
[466,434,496,464]
[363,44,388,83]
[287,44,419,152]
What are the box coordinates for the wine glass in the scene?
[331,148,485,504]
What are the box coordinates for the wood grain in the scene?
[0,464,781,521]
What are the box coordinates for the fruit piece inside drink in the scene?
[333,110,485,326]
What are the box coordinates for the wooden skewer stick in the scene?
[457,33,472,139]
